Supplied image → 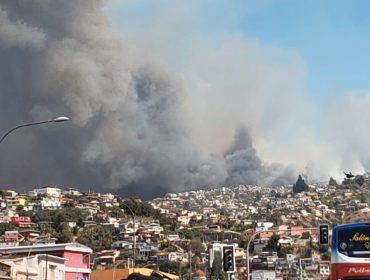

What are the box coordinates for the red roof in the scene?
[194,270,205,277]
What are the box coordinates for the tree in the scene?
[158,261,181,275]
[159,217,175,226]
[279,246,294,258]
[179,229,203,240]
[120,198,157,217]
[322,252,330,260]
[77,225,112,252]
[293,175,309,193]
[210,251,226,280]
[53,224,74,243]
[0,223,17,236]
[189,238,205,257]
[109,206,125,218]
[355,175,365,186]
[328,177,338,187]
[266,210,281,225]
[16,205,24,211]
[361,193,369,203]
[264,234,280,252]
[0,190,6,199]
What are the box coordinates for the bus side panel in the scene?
[331,263,370,280]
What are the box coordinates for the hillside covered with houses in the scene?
[0,174,369,280]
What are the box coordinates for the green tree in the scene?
[158,261,181,275]
[279,246,294,258]
[16,205,24,211]
[293,175,309,193]
[26,208,88,243]
[319,245,329,254]
[77,225,112,252]
[0,223,17,235]
[120,198,157,217]
[179,229,203,240]
[328,177,338,187]
[211,251,226,280]
[0,190,6,199]
[109,206,125,218]
[159,217,175,226]
[361,193,369,203]
[322,252,330,260]
[52,224,74,243]
[264,234,280,252]
[189,238,205,257]
[355,175,365,186]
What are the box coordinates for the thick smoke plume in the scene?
[0,0,333,198]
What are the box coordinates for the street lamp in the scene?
[26,245,34,280]
[120,200,150,273]
[112,260,126,280]
[0,116,70,147]
[143,263,157,269]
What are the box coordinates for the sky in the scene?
[105,0,370,105]
[102,0,370,183]
[1,0,370,198]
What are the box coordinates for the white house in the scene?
[40,198,61,210]
[29,186,61,198]
[3,254,68,280]
[62,188,82,196]
[319,261,330,277]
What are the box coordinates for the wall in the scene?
[38,256,66,280]
[63,251,90,280]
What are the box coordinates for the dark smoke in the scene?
[225,125,297,187]
[0,0,297,199]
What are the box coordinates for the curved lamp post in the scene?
[0,116,69,147]
[120,200,150,273]
[112,260,126,280]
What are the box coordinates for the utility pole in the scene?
[189,242,192,279]
[45,254,48,280]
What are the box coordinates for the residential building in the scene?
[2,243,92,280]
[62,188,82,196]
[29,186,61,198]
[2,254,68,280]
[40,197,61,210]
[319,261,330,278]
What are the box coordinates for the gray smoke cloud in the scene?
[0,0,325,198]
[225,125,297,187]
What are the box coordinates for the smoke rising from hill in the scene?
[0,1,361,198]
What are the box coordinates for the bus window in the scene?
[332,223,370,280]
[337,228,370,257]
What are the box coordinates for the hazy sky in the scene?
[1,0,369,197]
[105,0,370,105]
[103,0,370,180]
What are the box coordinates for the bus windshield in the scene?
[337,227,370,257]
[331,223,370,280]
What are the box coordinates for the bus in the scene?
[331,222,370,280]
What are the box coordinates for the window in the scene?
[83,255,89,264]
[338,228,370,257]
